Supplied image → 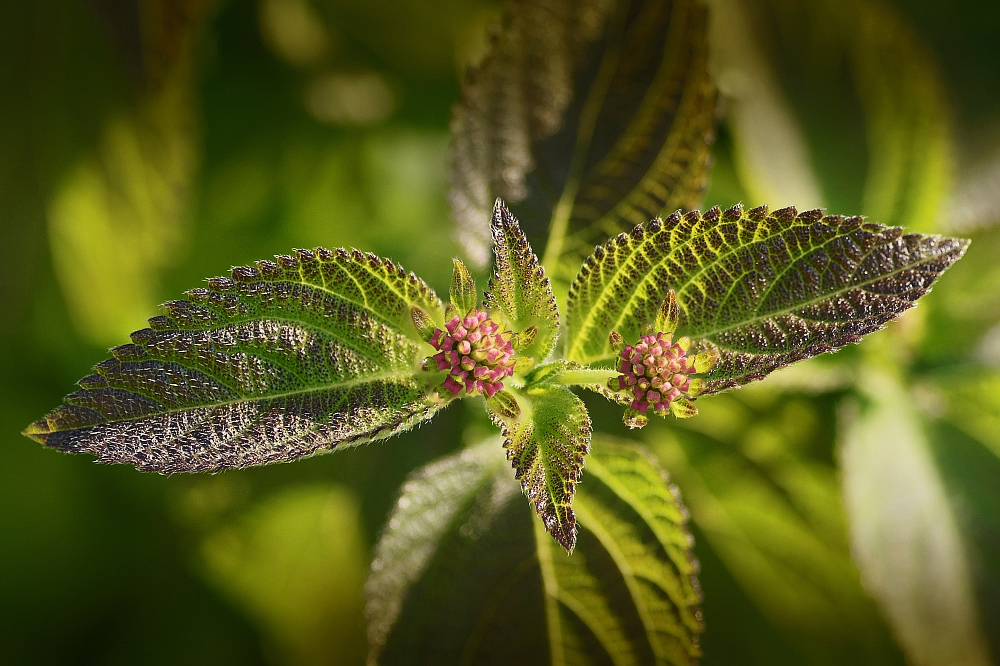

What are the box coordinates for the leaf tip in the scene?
[21,419,50,443]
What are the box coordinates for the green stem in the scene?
[553,368,617,387]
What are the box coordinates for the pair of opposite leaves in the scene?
[23,199,968,551]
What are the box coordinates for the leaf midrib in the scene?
[59,369,420,431]
[569,220,953,363]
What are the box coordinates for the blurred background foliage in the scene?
[1,0,999,664]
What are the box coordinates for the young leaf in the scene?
[491,383,591,552]
[566,204,969,392]
[23,249,446,472]
[449,258,477,313]
[366,440,703,665]
[450,0,717,279]
[484,200,559,363]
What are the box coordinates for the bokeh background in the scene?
[2,0,999,664]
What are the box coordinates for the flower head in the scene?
[605,290,717,427]
[428,309,515,398]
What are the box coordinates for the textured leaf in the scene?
[24,249,445,472]
[366,439,703,665]
[840,369,992,666]
[491,383,591,552]
[484,200,559,362]
[565,204,969,392]
[449,0,717,281]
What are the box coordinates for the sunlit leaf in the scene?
[565,204,969,392]
[200,484,367,666]
[751,0,952,232]
[47,0,207,345]
[647,393,903,662]
[840,369,992,666]
[707,0,825,211]
[366,439,703,665]
[485,200,559,363]
[449,0,716,280]
[491,383,591,552]
[24,249,446,472]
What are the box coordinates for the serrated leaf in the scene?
[492,383,591,552]
[841,369,992,666]
[484,200,559,362]
[565,204,969,392]
[450,0,717,281]
[24,249,445,472]
[366,440,703,665]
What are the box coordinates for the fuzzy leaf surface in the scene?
[492,383,591,552]
[485,200,559,362]
[365,440,703,665]
[565,204,969,392]
[450,0,716,279]
[24,249,445,472]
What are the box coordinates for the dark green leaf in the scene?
[24,249,446,472]
[484,200,559,362]
[646,394,902,662]
[491,383,591,552]
[365,440,703,665]
[565,204,969,392]
[450,0,716,282]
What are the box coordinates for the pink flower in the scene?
[428,309,515,398]
[607,331,709,417]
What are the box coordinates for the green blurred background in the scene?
[2,0,999,664]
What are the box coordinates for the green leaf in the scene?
[484,200,559,363]
[47,0,206,345]
[365,440,703,665]
[565,204,969,392]
[491,383,591,552]
[199,484,367,665]
[24,249,446,472]
[646,393,903,662]
[449,0,717,282]
[450,258,478,313]
[840,369,992,666]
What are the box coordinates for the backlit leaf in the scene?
[840,369,992,666]
[23,249,445,472]
[366,439,703,665]
[484,200,559,362]
[449,0,717,282]
[491,383,591,552]
[565,204,969,392]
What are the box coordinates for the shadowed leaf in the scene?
[365,439,703,665]
[647,395,904,662]
[449,0,717,282]
[24,249,445,472]
[565,204,969,392]
[491,383,591,551]
[484,200,559,362]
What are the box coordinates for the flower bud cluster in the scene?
[428,309,515,398]
[609,332,702,415]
